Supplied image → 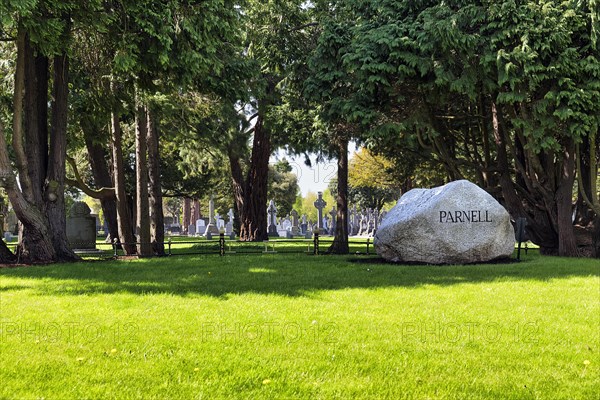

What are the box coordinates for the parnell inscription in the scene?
[439,210,492,223]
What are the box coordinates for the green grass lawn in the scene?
[1,252,598,399]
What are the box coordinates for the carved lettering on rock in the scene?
[438,210,492,223]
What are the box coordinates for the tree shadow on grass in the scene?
[0,253,597,298]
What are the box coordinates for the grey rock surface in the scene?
[374,180,515,264]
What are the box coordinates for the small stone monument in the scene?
[290,210,300,236]
[215,212,225,229]
[225,208,234,238]
[305,223,312,239]
[313,192,327,230]
[204,196,219,237]
[66,201,96,250]
[267,200,278,237]
[300,214,308,235]
[328,207,337,235]
[196,219,206,236]
[279,217,292,238]
[374,180,515,264]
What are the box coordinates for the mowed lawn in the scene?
[0,252,598,399]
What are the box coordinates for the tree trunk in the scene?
[147,107,164,255]
[574,135,595,226]
[135,102,152,256]
[111,110,136,255]
[81,119,119,242]
[556,139,579,256]
[36,54,49,184]
[228,149,246,229]
[0,27,56,263]
[11,27,33,202]
[593,216,600,258]
[0,239,16,264]
[493,102,559,251]
[0,120,55,263]
[23,33,44,207]
[182,198,191,233]
[328,136,349,254]
[46,52,78,261]
[239,115,270,241]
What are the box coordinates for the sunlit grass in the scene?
[0,252,598,399]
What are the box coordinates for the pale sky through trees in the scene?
[270,142,357,196]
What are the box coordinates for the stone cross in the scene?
[267,200,278,236]
[313,191,327,230]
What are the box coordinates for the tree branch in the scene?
[288,22,319,32]
[65,155,115,200]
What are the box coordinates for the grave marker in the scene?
[313,192,327,230]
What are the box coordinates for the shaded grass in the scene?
[0,253,598,399]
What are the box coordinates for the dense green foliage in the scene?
[268,159,300,217]
[306,0,600,256]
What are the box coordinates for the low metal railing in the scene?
[106,232,373,258]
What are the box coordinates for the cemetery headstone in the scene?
[196,219,206,236]
[290,210,300,236]
[313,192,327,230]
[304,221,312,239]
[66,201,96,250]
[188,224,196,236]
[268,200,279,237]
[215,213,225,229]
[349,206,359,235]
[374,180,515,264]
[204,196,219,236]
[226,208,234,237]
[328,207,337,235]
[279,217,292,237]
[300,214,308,235]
